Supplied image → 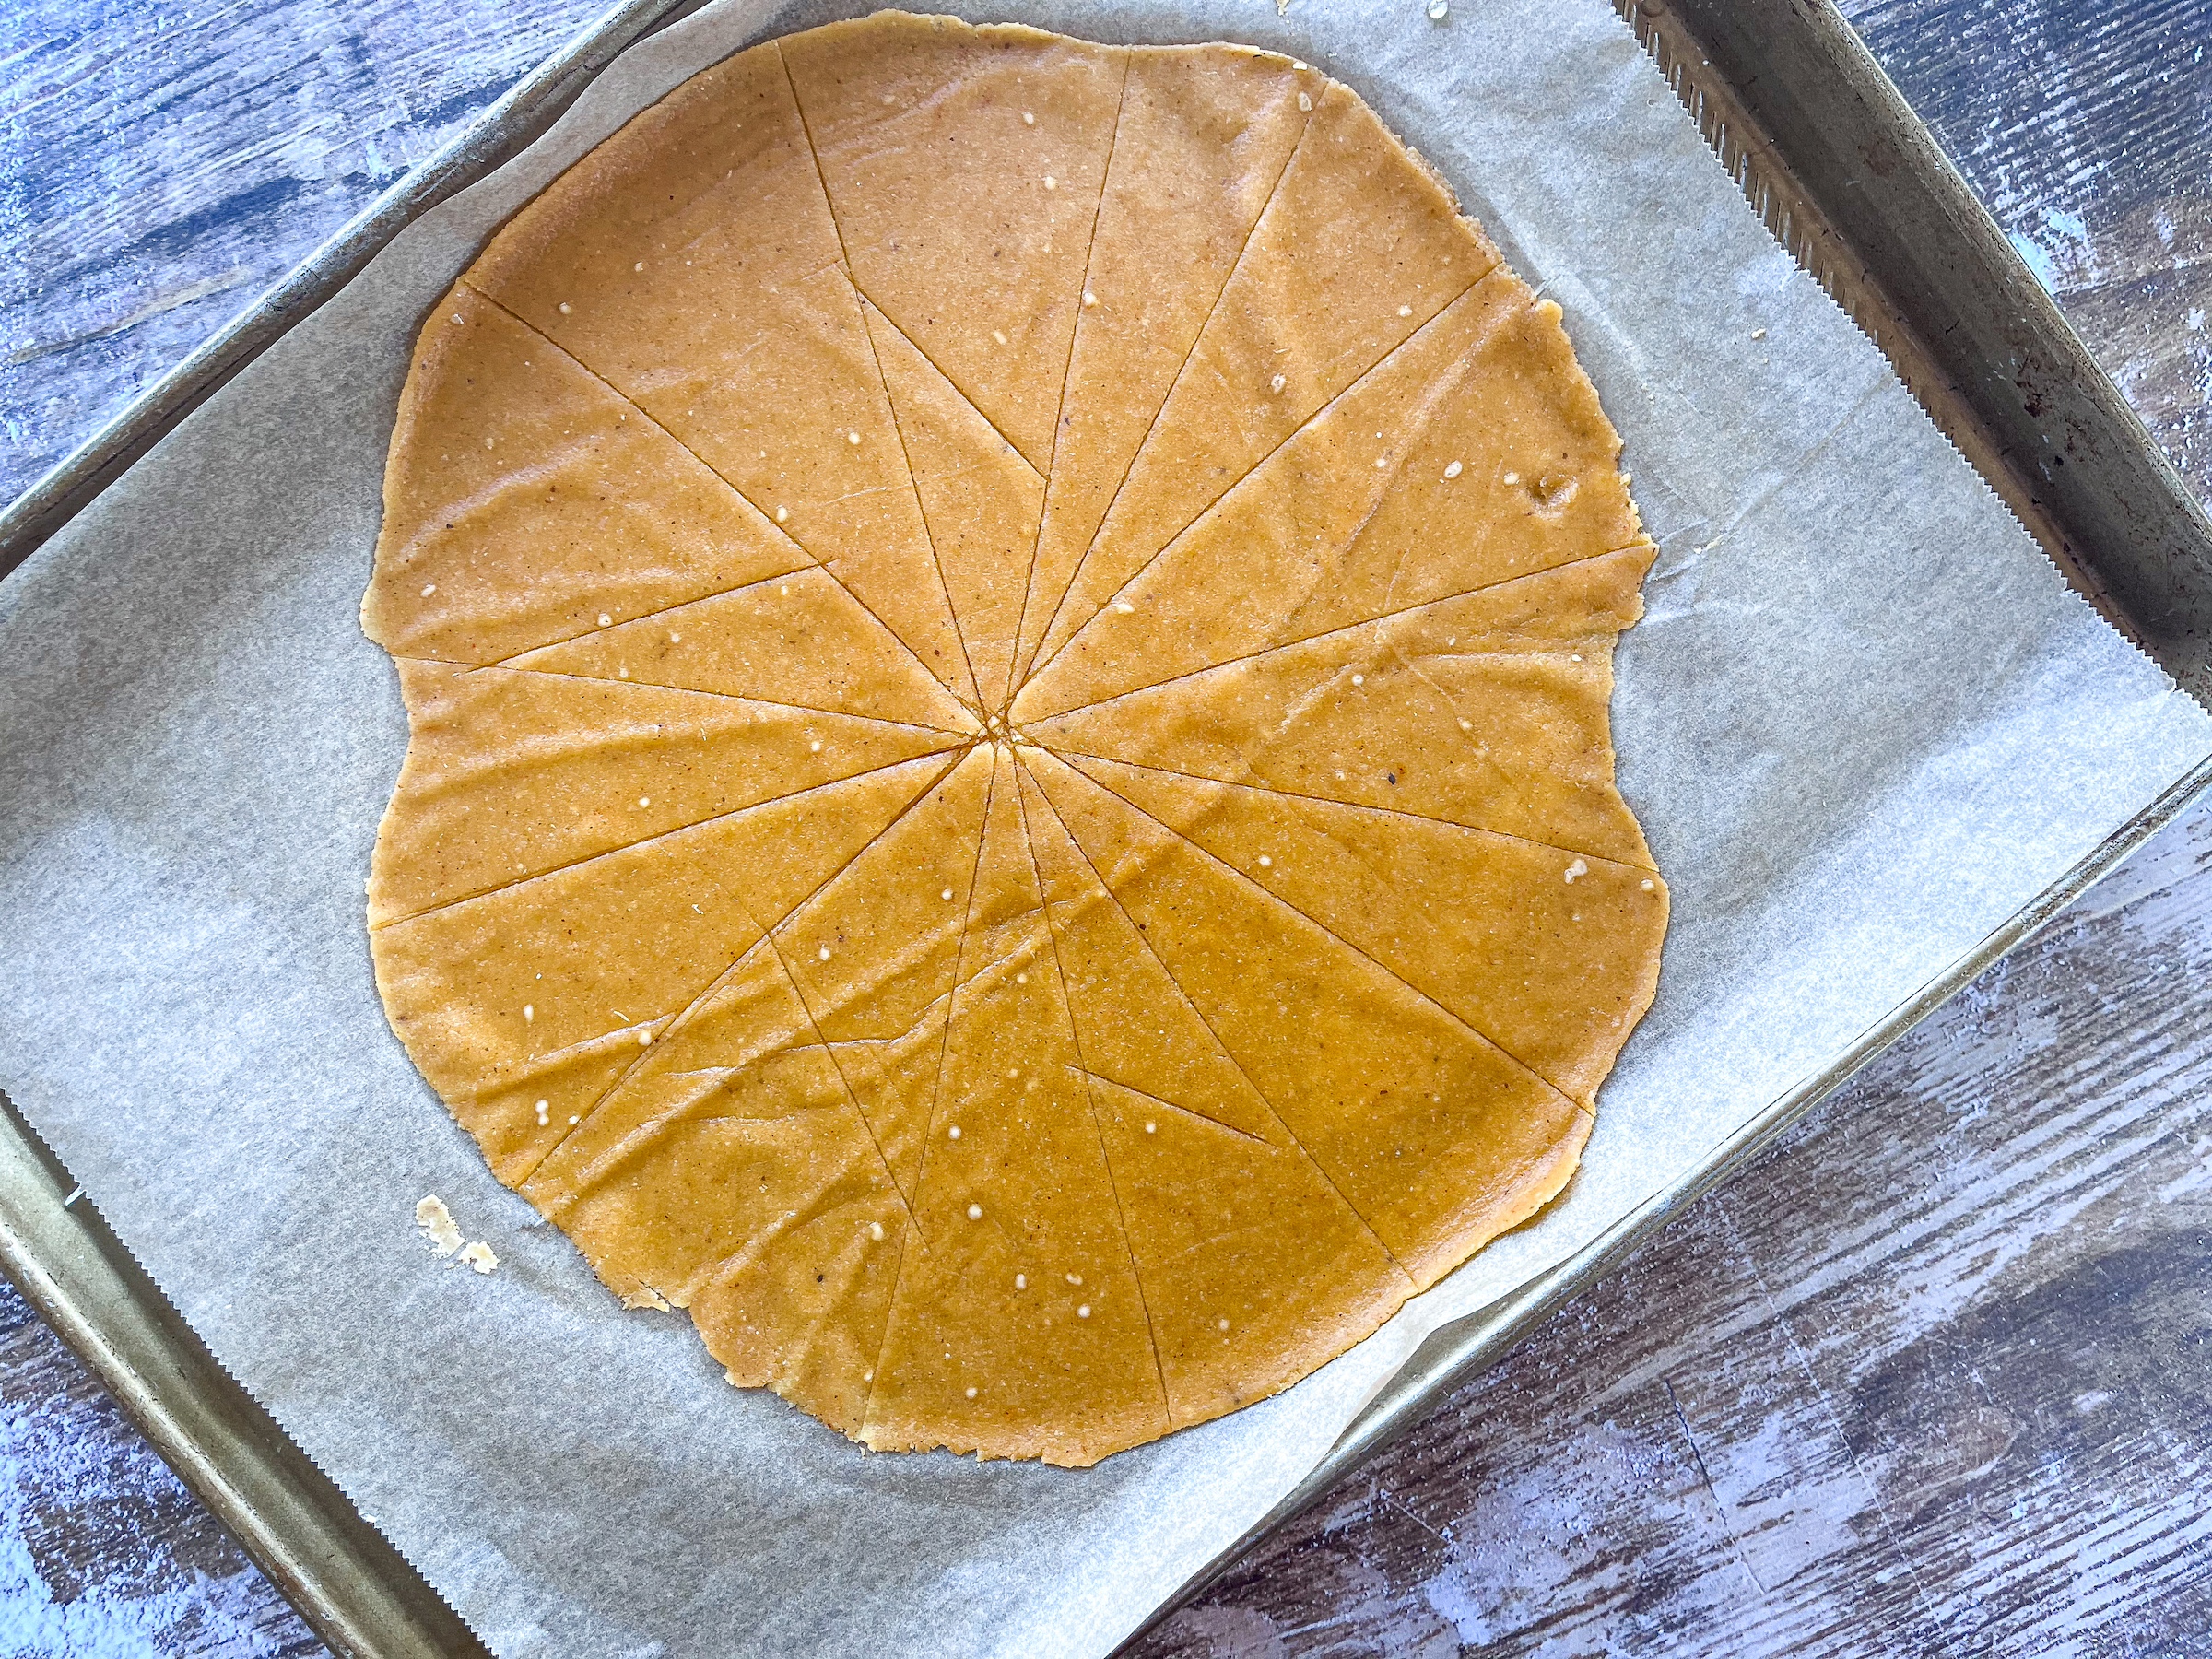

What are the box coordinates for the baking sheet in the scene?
[1,0,2206,1653]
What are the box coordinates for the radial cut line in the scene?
[1028,539,1648,724]
[1010,93,1322,696]
[758,924,928,1230]
[1049,746,1658,874]
[371,742,970,934]
[422,657,977,739]
[776,41,983,711]
[840,283,983,710]
[509,747,970,1191]
[1054,756,1583,1110]
[479,557,983,734]
[1027,271,1490,687]
[854,287,1048,485]
[863,744,1000,1431]
[1006,53,1134,700]
[1061,1064,1267,1147]
[902,746,998,1248]
[1020,754,1412,1281]
[1011,760,1171,1418]
[458,280,975,716]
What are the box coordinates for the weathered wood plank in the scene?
[0,0,605,507]
[1845,0,2212,504]
[0,1277,324,1653]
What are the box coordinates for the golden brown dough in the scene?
[363,12,1666,1467]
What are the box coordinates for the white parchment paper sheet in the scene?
[2,0,2206,1652]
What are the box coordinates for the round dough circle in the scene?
[364,12,1666,1467]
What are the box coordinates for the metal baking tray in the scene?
[3,1,2209,1653]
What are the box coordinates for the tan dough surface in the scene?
[363,11,1667,1468]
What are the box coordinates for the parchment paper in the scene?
[2,0,2206,1652]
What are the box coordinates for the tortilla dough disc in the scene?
[362,11,1667,1467]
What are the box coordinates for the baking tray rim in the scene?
[2,1,2206,1653]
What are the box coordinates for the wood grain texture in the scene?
[1846,0,2212,506]
[0,0,606,508]
[0,1279,324,1654]
[1,0,2209,1653]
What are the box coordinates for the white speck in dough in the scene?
[1564,858,1589,883]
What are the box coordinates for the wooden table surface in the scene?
[4,1,2209,1652]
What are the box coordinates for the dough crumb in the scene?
[1083,290,1098,307]
[458,1241,499,1275]
[415,1196,465,1256]
[1751,327,1768,340]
